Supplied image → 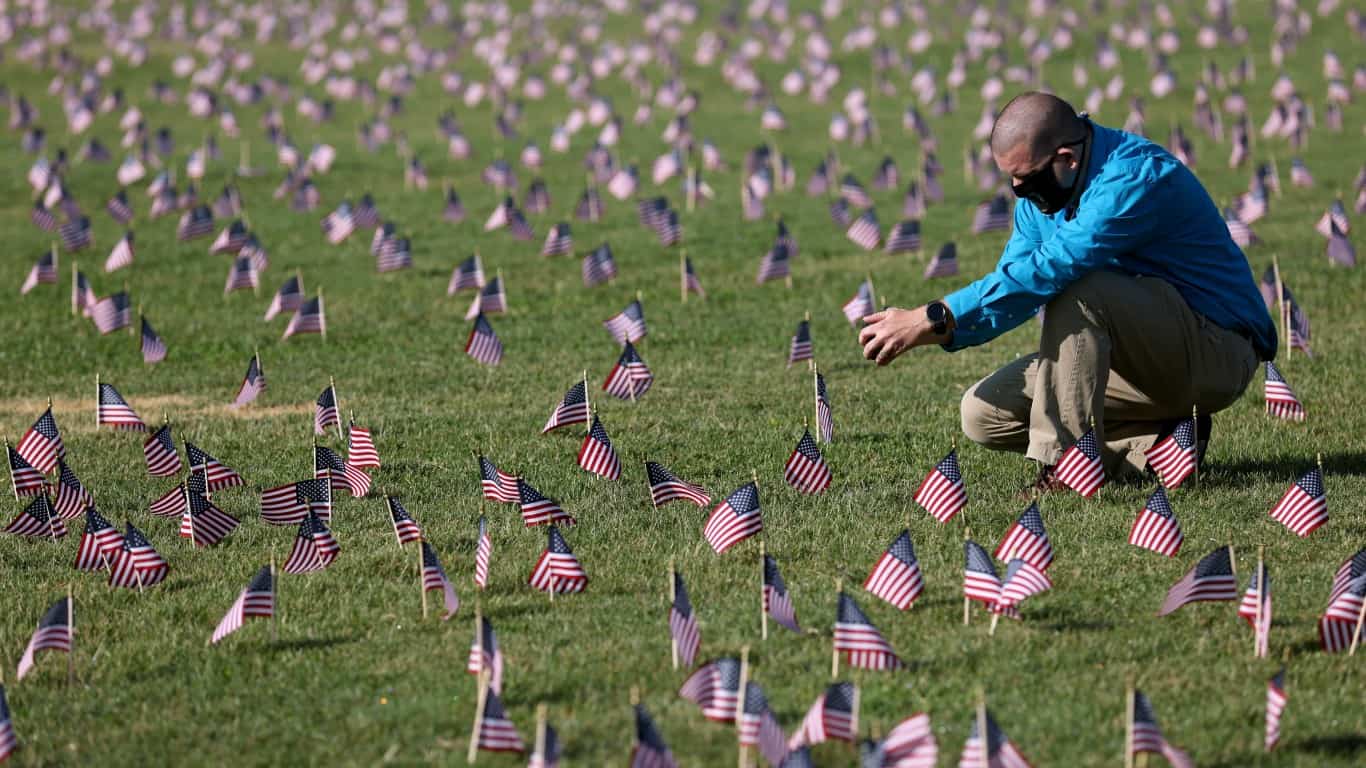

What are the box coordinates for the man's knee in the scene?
[959,382,997,447]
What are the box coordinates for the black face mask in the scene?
[1011,137,1086,215]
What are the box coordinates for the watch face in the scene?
[927,302,945,323]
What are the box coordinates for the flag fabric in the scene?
[1329,548,1366,605]
[3,496,65,539]
[16,597,71,680]
[788,320,813,366]
[224,256,258,293]
[541,222,574,256]
[107,189,134,223]
[1267,467,1328,537]
[231,354,266,408]
[149,483,187,518]
[1145,419,1197,489]
[864,530,925,610]
[467,615,504,694]
[645,462,709,507]
[840,174,871,207]
[346,422,380,470]
[964,539,1004,606]
[835,591,903,670]
[873,713,938,768]
[1054,428,1105,497]
[1130,691,1194,768]
[577,415,622,480]
[465,277,507,319]
[885,220,922,254]
[679,657,742,722]
[479,456,520,504]
[375,235,412,273]
[583,243,618,287]
[466,314,504,366]
[108,523,169,588]
[387,497,422,544]
[604,300,647,345]
[1129,486,1184,557]
[755,243,791,285]
[847,209,882,250]
[631,704,678,768]
[475,690,525,754]
[16,408,63,474]
[20,250,57,294]
[74,507,123,571]
[1319,574,1366,653]
[139,316,166,364]
[543,381,589,434]
[971,195,1012,234]
[958,709,1031,768]
[603,342,654,400]
[31,201,57,231]
[703,481,762,554]
[421,541,460,621]
[683,256,704,297]
[142,424,182,477]
[474,517,492,589]
[177,205,215,240]
[282,296,325,338]
[448,254,485,294]
[282,511,340,575]
[92,291,132,334]
[105,231,134,272]
[739,681,787,767]
[1265,668,1287,751]
[993,503,1054,571]
[1264,362,1305,421]
[1158,545,1239,616]
[789,682,857,749]
[53,462,92,519]
[315,445,371,497]
[518,479,574,527]
[528,525,587,593]
[186,442,244,491]
[264,276,303,320]
[815,371,834,443]
[262,478,332,526]
[58,217,93,252]
[1327,222,1356,267]
[914,449,966,523]
[210,220,249,254]
[763,553,801,632]
[924,242,960,279]
[8,444,47,497]
[1238,564,1273,657]
[0,683,14,763]
[995,559,1053,614]
[314,385,339,435]
[668,572,701,669]
[842,280,874,325]
[783,429,832,494]
[210,566,274,644]
[180,479,241,547]
[71,269,96,316]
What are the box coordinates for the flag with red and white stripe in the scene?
[210,566,274,644]
[864,529,924,610]
[1054,428,1105,497]
[577,415,622,480]
[1267,467,1327,538]
[1129,486,1184,557]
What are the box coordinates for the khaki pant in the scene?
[960,271,1259,476]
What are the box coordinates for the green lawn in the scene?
[2,1,1364,765]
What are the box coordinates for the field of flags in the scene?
[2,0,1364,765]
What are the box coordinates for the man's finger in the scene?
[862,333,884,361]
[857,325,879,346]
[861,310,887,325]
[876,340,901,366]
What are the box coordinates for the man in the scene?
[858,92,1275,490]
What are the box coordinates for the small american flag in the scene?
[971,195,1012,234]
[995,559,1052,615]
[577,415,622,480]
[739,681,787,766]
[466,615,504,693]
[842,280,875,325]
[576,185,604,222]
[1225,208,1257,247]
[442,186,465,222]
[1265,668,1287,751]
[149,483,187,518]
[474,517,492,588]
[637,197,670,230]
[231,354,265,408]
[964,538,1003,607]
[376,236,412,273]
[475,690,524,754]
[903,180,928,219]
[107,189,134,223]
[1327,221,1356,267]
[1329,549,1366,605]
[1130,691,1194,768]
[884,220,922,254]
[1315,200,1350,238]
[668,572,702,670]
[835,591,903,670]
[224,256,258,294]
[177,205,215,241]
[914,449,966,523]
[815,371,834,443]
[92,292,132,334]
[870,713,938,768]
[873,156,899,189]
[259,479,330,526]
[604,300,647,345]
[703,481,762,554]
[828,197,851,227]
[314,385,339,436]
[1055,428,1105,497]
[264,275,303,321]
[1129,486,1184,557]
[784,429,831,494]
[58,217,93,252]
[210,220,249,254]
[282,296,325,339]
[603,342,653,400]
[543,381,589,434]
[16,596,71,680]
[1289,158,1314,187]
[7,443,47,498]
[465,314,503,366]
[448,254,484,295]
[755,243,792,285]
[142,424,182,477]
[788,319,813,366]
[105,231,134,272]
[1268,466,1327,537]
[683,256,705,297]
[346,422,380,470]
[321,202,355,244]
[479,456,520,504]
[108,523,169,588]
[763,553,800,632]
[993,503,1054,571]
[139,316,166,364]
[3,495,64,539]
[0,684,14,763]
[847,209,882,251]
[680,657,741,722]
[465,276,507,319]
[528,525,587,593]
[646,462,709,507]
[186,442,244,491]
[384,497,421,544]
[421,541,459,620]
[789,682,857,749]
[16,408,63,473]
[1263,362,1305,421]
[631,704,678,768]
[582,243,617,287]
[1320,574,1366,652]
[840,174,872,207]
[864,529,924,610]
[925,242,960,279]
[72,269,96,316]
[20,250,57,294]
[958,708,1031,768]
[541,222,574,257]
[743,183,765,221]
[315,445,371,497]
[210,566,274,644]
[1146,419,1196,489]
[1158,545,1239,616]
[97,383,146,431]
[74,507,122,571]
[1238,564,1273,658]
[180,477,241,547]
[518,478,574,527]
[31,201,58,231]
[282,511,340,575]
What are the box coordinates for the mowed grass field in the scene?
[2,1,1364,765]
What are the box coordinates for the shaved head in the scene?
[990,92,1085,169]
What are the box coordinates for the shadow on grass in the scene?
[268,634,357,653]
[1031,606,1115,633]
[1206,451,1366,484]
[1294,734,1366,758]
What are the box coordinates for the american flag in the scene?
[260,479,331,526]
[467,615,504,694]
[72,269,96,316]
[679,657,742,722]
[543,381,590,434]
[321,201,355,244]
[668,571,701,669]
[604,300,647,345]
[186,442,244,491]
[993,503,1054,571]
[148,483,187,518]
[376,236,412,273]
[631,704,677,768]
[1329,548,1366,605]
[847,209,882,251]
[231,353,266,408]
[479,456,519,504]
[646,462,709,507]
[475,690,525,754]
[528,525,587,593]
[874,156,899,189]
[16,597,71,680]
[1129,486,1184,557]
[784,429,831,494]
[1265,668,1287,751]
[315,445,371,497]
[443,186,465,222]
[264,275,303,321]
[959,709,1031,768]
[31,200,57,231]
[224,256,258,293]
[755,243,791,285]
[20,250,57,294]
[448,254,485,295]
[421,541,460,621]
[577,415,622,480]
[1268,467,1327,537]
[774,219,797,254]
[7,442,47,498]
[1225,208,1257,247]
[1158,545,1239,616]
[482,159,516,189]
[971,195,1012,234]
[210,219,249,254]
[704,481,762,554]
[637,197,670,230]
[576,185,604,222]
[0,684,14,763]
[815,371,834,443]
[583,243,617,287]
[465,276,507,319]
[1263,362,1305,421]
[995,559,1053,615]
[789,682,857,749]
[885,220,922,254]
[1279,285,1312,356]
[828,197,851,227]
[386,497,422,544]
[1055,428,1105,497]
[346,422,380,470]
[210,566,274,644]
[282,511,340,575]
[74,506,122,571]
[474,517,492,589]
[142,424,182,477]
[484,198,511,231]
[762,553,800,632]
[139,316,166,364]
[739,681,787,766]
[180,476,241,547]
[864,530,925,610]
[314,385,339,436]
[870,713,938,768]
[964,538,1003,607]
[1315,200,1350,238]
[1327,221,1356,268]
[603,342,653,400]
[683,256,705,298]
[177,205,215,240]
[507,205,535,241]
[842,280,875,325]
[1130,691,1194,768]
[840,174,872,207]
[835,591,903,670]
[241,235,269,272]
[105,231,134,272]
[107,189,134,223]
[914,449,966,523]
[108,523,169,588]
[282,296,325,339]
[58,217,92,252]
[924,241,960,279]
[788,319,813,366]
[92,292,132,335]
[1146,419,1196,489]
[1238,563,1273,657]
[1319,574,1366,653]
[542,222,574,256]
[779,746,813,767]
[1289,158,1314,187]
[465,314,504,366]
[518,478,574,527]
[3,495,64,539]
[743,183,765,221]
[16,408,63,474]
[97,383,146,431]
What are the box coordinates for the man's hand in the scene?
[857,304,953,365]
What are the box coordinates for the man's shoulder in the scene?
[1096,125,1181,184]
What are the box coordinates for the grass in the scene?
[1,1,1364,765]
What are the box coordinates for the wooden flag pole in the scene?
[472,600,483,677]
[976,688,990,768]
[679,250,687,303]
[318,286,327,344]
[736,646,751,768]
[4,438,16,501]
[94,373,100,428]
[1271,254,1284,358]
[1124,680,1135,768]
[67,582,75,687]
[581,369,591,423]
[669,556,679,670]
[182,481,196,548]
[385,495,401,547]
[1254,545,1265,658]
[534,704,548,763]
[646,461,659,511]
[759,539,768,641]
[70,259,78,316]
[1228,544,1238,585]
[963,528,972,626]
[810,360,820,438]
[270,551,279,643]
[329,376,343,440]
[831,578,842,679]
[1192,404,1200,490]
[850,683,861,748]
[1349,592,1366,656]
[467,668,489,763]
[989,607,1000,637]
[419,538,429,620]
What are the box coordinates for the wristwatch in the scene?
[926,301,949,336]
